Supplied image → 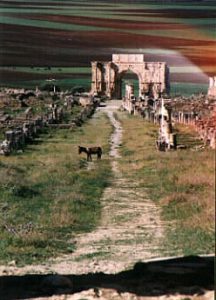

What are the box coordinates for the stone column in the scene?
[105,63,111,97]
[209,77,214,88]
[91,62,105,95]
[91,62,97,95]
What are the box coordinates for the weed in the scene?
[117,111,215,254]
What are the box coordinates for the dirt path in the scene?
[50,101,167,273]
[56,100,168,274]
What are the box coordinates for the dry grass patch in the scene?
[0,112,113,264]
[117,111,215,255]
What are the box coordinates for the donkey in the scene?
[78,146,102,161]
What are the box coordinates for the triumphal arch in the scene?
[91,54,170,99]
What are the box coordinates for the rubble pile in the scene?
[169,95,216,149]
[0,89,99,155]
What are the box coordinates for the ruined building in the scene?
[208,76,216,98]
[169,95,216,149]
[91,54,170,99]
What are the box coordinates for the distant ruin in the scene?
[208,76,216,98]
[0,88,98,155]
[121,87,216,150]
[91,54,170,99]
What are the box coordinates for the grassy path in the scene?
[4,100,170,276]
[118,112,214,257]
[1,99,214,276]
[0,100,214,271]
[59,101,170,273]
[0,100,214,300]
[0,109,113,265]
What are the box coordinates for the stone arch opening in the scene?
[117,69,140,99]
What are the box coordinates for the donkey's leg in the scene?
[87,153,92,161]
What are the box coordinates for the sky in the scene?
[0,0,215,90]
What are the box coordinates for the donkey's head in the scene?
[78,146,82,154]
[78,146,87,154]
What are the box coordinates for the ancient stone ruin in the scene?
[121,83,136,114]
[91,54,170,99]
[208,76,216,98]
[0,89,98,155]
[156,98,177,151]
[116,55,216,150]
[121,87,216,151]
[169,95,216,149]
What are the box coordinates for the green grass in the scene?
[118,112,215,255]
[1,107,26,116]
[0,111,113,265]
[165,226,215,256]
[0,67,91,74]
[0,78,92,91]
[171,82,208,97]
[0,65,208,96]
